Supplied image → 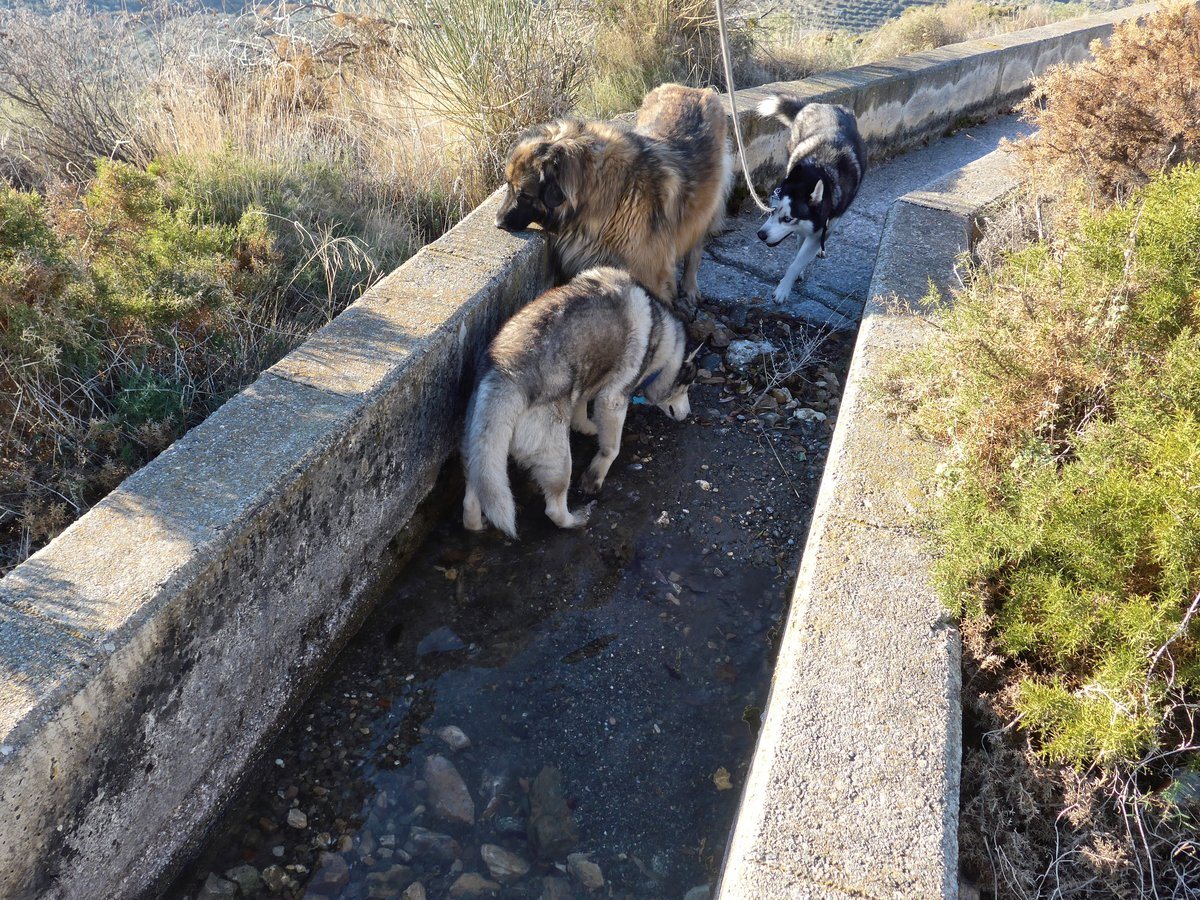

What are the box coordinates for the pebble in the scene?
[424,755,476,825]
[725,339,776,370]
[448,872,502,897]
[567,852,605,891]
[710,326,733,349]
[286,808,307,830]
[481,843,531,884]
[437,725,472,752]
[684,886,712,900]
[308,853,350,894]
[365,865,414,899]
[223,865,261,895]
[407,826,463,861]
[528,767,579,860]
[402,884,428,900]
[493,815,527,838]
[261,865,287,893]
[794,408,828,423]
[541,876,574,900]
[198,873,237,899]
[687,311,717,342]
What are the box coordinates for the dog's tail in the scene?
[757,94,805,127]
[463,371,523,539]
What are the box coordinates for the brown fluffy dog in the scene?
[494,83,732,314]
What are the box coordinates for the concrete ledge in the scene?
[731,3,1154,187]
[0,193,544,898]
[0,7,1144,895]
[716,150,1020,898]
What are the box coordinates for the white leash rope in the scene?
[715,0,773,213]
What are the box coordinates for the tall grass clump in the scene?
[884,164,1200,771]
[582,0,759,117]
[397,0,587,174]
[1017,3,1200,201]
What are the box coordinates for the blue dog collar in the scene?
[637,368,662,392]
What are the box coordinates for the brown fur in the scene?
[494,84,732,313]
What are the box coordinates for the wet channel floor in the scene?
[169,323,853,900]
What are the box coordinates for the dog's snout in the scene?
[756,228,768,242]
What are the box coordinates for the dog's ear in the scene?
[538,141,580,211]
[677,360,698,385]
[809,180,824,205]
[540,165,566,210]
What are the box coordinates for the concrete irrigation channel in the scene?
[0,7,1153,899]
[167,119,1026,900]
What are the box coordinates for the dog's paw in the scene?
[772,284,793,304]
[568,501,596,528]
[676,292,699,322]
[572,418,598,436]
[580,467,605,495]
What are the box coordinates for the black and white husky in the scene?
[755,97,867,303]
[463,267,697,538]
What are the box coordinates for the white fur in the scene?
[756,96,781,120]
[463,276,691,537]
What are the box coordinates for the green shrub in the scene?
[887,166,1200,768]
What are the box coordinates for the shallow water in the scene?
[170,335,849,900]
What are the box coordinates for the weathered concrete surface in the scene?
[716,150,1019,899]
[729,3,1155,189]
[0,193,544,899]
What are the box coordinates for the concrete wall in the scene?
[731,4,1156,189]
[0,5,1154,897]
[715,151,1021,900]
[0,199,544,898]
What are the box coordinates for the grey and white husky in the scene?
[755,98,867,303]
[463,267,697,538]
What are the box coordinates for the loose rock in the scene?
[448,872,501,897]
[223,865,261,895]
[710,325,733,349]
[261,865,287,893]
[725,339,777,370]
[528,767,579,860]
[402,884,428,900]
[541,876,574,900]
[684,886,712,900]
[286,808,308,830]
[481,843,531,884]
[309,853,350,894]
[198,873,237,899]
[437,725,472,752]
[424,755,475,825]
[365,865,413,899]
[567,853,604,891]
[407,826,463,861]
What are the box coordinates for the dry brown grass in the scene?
[1016,3,1200,201]
[0,0,1103,572]
[748,0,1089,83]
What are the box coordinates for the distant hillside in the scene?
[774,0,1124,33]
[776,0,944,32]
[15,0,250,10]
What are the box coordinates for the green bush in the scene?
[888,165,1200,768]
